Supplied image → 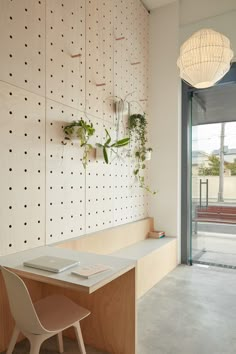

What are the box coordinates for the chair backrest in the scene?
[1,266,48,335]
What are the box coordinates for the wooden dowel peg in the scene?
[131,61,141,65]
[96,83,106,87]
[71,53,82,58]
[116,37,125,41]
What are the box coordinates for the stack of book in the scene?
[148,230,165,239]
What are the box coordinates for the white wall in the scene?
[180,0,236,58]
[180,11,236,58]
[149,3,181,248]
[180,0,236,26]
[148,0,236,264]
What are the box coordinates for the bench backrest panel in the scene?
[57,218,154,254]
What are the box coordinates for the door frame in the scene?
[181,63,236,264]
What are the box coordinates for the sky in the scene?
[192,122,236,154]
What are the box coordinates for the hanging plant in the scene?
[129,113,156,195]
[63,119,95,169]
[96,129,130,164]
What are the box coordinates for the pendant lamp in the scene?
[177,28,234,89]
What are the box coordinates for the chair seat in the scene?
[34,294,90,332]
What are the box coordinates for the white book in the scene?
[71,264,112,278]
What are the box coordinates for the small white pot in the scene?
[145,151,152,161]
[95,147,104,160]
[115,100,129,114]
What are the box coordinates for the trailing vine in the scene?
[129,113,156,195]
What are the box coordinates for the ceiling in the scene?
[142,0,176,11]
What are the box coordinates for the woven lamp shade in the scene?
[177,28,234,89]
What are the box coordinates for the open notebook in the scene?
[71,264,111,278]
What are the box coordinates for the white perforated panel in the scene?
[46,100,86,243]
[113,0,149,224]
[85,116,114,233]
[114,0,130,99]
[138,1,149,114]
[113,159,149,226]
[86,0,114,122]
[0,0,45,96]
[46,0,86,111]
[114,0,149,114]
[113,109,149,225]
[0,0,149,256]
[0,82,45,255]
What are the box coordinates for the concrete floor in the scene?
[3,265,236,354]
[138,265,236,354]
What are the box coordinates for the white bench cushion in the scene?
[111,237,176,260]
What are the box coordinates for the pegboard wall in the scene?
[0,0,149,255]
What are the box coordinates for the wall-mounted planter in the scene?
[95,147,104,160]
[63,119,96,168]
[145,150,152,161]
[115,100,129,115]
[89,147,96,159]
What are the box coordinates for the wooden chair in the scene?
[1,266,90,354]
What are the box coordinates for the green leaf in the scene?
[104,130,111,145]
[106,138,111,145]
[88,127,95,136]
[96,143,103,148]
[117,137,130,144]
[111,138,130,147]
[112,139,130,148]
[103,147,109,164]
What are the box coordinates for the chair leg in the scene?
[29,336,43,354]
[74,322,86,354]
[57,332,64,353]
[6,326,20,354]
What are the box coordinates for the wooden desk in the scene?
[0,246,137,354]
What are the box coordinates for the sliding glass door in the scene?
[190,84,236,267]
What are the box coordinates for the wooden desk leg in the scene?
[42,268,137,354]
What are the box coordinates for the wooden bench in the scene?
[111,237,177,298]
[56,218,177,298]
[193,206,236,233]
